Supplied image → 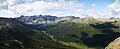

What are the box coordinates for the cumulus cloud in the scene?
[0,0,85,17]
[0,0,113,18]
[108,0,120,16]
[0,0,7,4]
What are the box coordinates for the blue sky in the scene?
[0,0,120,18]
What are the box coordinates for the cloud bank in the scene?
[0,0,85,18]
[0,0,119,18]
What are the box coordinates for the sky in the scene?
[0,0,119,18]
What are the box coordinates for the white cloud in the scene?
[0,9,19,18]
[0,0,113,18]
[107,0,120,16]
[0,0,7,4]
[0,0,85,18]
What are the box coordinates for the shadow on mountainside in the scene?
[81,22,120,48]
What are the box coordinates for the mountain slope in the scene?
[0,18,37,49]
[45,21,120,49]
[0,18,76,49]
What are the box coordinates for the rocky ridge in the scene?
[105,37,120,49]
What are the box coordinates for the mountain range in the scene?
[17,15,80,25]
[0,15,120,49]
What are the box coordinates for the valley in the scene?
[0,15,120,49]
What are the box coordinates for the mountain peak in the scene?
[17,15,80,25]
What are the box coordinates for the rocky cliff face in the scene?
[17,15,80,25]
[105,37,120,49]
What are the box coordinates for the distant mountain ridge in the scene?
[17,15,80,25]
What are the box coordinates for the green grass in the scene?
[0,25,3,30]
[58,41,92,49]
[46,22,99,41]
[43,21,120,49]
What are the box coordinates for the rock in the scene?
[17,15,80,25]
[105,37,120,49]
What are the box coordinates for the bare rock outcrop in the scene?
[105,37,120,49]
